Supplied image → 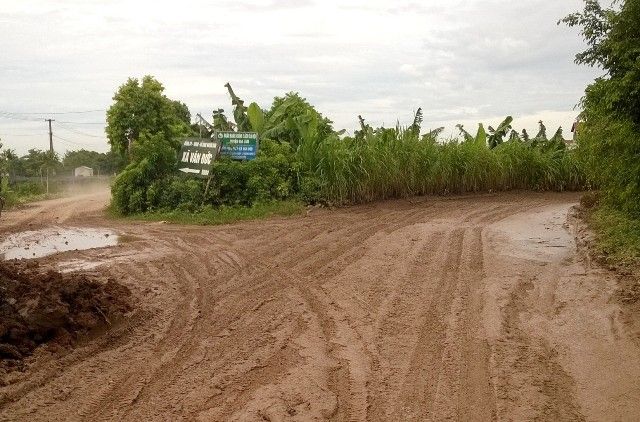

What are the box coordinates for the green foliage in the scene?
[263,93,334,147]
[561,0,640,126]
[563,0,640,217]
[457,123,487,145]
[120,201,304,226]
[13,149,62,177]
[534,120,548,141]
[487,116,513,149]
[212,109,233,131]
[111,132,179,214]
[106,75,193,158]
[247,102,266,134]
[409,108,423,136]
[206,140,297,206]
[112,134,298,213]
[108,79,582,218]
[591,205,640,267]
[295,125,582,205]
[146,175,205,212]
[224,83,251,131]
[62,149,125,175]
[0,181,58,207]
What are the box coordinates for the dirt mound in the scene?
[0,260,131,370]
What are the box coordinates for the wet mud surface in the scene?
[0,227,118,260]
[0,190,639,421]
[0,261,132,373]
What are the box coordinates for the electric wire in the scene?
[0,109,104,115]
[52,134,105,147]
[56,122,105,138]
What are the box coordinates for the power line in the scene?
[0,115,105,125]
[0,109,104,115]
[56,120,105,125]
[56,122,105,138]
[0,133,46,136]
[53,134,105,147]
[0,112,43,122]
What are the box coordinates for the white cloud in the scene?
[0,0,598,155]
[399,64,423,78]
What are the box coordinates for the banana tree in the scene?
[534,120,547,141]
[424,127,444,140]
[487,116,513,149]
[224,83,251,131]
[409,108,423,136]
[247,102,266,135]
[212,108,234,131]
[456,123,487,145]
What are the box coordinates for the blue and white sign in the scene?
[218,131,259,160]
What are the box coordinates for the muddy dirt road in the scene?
[1,191,639,421]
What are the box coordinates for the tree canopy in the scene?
[106,75,193,158]
[562,0,640,126]
[562,0,640,216]
[62,149,125,175]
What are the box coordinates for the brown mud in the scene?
[0,261,132,372]
[0,189,639,421]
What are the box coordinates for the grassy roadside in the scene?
[589,205,640,269]
[112,200,305,226]
[3,192,62,208]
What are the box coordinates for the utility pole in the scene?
[45,118,55,153]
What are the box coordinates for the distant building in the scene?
[571,114,584,141]
[74,166,94,177]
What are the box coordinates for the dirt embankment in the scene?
[0,261,132,373]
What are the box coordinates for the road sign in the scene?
[218,131,259,160]
[178,138,220,177]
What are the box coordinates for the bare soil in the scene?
[0,260,132,370]
[1,189,639,421]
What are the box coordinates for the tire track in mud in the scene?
[366,230,448,420]
[492,275,586,421]
[393,228,466,419]
[74,260,195,421]
[5,191,628,422]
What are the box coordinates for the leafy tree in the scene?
[111,131,179,213]
[63,149,125,175]
[263,93,334,147]
[0,139,6,193]
[561,0,640,125]
[106,75,193,158]
[562,0,640,215]
[18,149,61,177]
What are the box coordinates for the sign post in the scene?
[218,131,259,160]
[178,138,221,177]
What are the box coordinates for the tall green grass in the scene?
[297,129,584,204]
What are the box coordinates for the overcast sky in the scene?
[0,0,599,155]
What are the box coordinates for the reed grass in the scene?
[297,129,584,204]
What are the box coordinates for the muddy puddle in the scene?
[489,203,575,262]
[0,227,118,260]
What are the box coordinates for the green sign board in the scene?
[178,138,220,178]
[218,131,259,160]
